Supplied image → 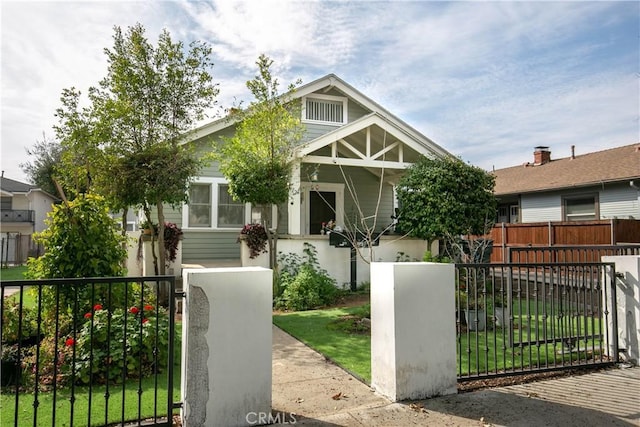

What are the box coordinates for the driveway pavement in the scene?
[272,325,640,426]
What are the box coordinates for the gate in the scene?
[455,262,618,381]
[0,275,182,427]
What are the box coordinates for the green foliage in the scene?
[275,243,340,311]
[19,134,63,197]
[216,54,302,207]
[53,23,217,274]
[26,193,128,321]
[1,298,38,343]
[239,223,268,259]
[396,156,497,243]
[422,250,451,263]
[73,304,169,385]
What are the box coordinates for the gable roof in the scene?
[1,177,38,194]
[0,176,58,200]
[493,143,640,196]
[184,73,451,160]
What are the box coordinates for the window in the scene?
[184,179,249,229]
[189,183,212,227]
[1,197,11,211]
[302,94,347,124]
[563,194,598,221]
[217,184,244,228]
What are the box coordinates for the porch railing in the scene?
[1,276,180,427]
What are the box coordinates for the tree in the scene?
[95,23,218,279]
[20,134,63,197]
[51,24,217,287]
[215,54,304,269]
[395,155,497,258]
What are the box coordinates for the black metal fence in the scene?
[455,262,618,381]
[0,276,180,427]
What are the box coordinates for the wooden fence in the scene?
[488,219,640,263]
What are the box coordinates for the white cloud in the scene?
[1,0,637,183]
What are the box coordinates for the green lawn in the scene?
[1,324,182,426]
[273,306,371,383]
[273,302,605,383]
[0,266,28,281]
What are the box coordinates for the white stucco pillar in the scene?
[288,160,301,235]
[181,267,272,427]
[602,255,640,364]
[371,262,457,401]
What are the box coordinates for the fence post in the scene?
[181,267,272,427]
[370,262,457,401]
[602,256,640,365]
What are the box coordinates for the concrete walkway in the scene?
[272,325,640,426]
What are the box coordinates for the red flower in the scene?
[93,304,103,311]
[129,306,139,315]
[65,337,75,346]
[144,304,153,311]
[84,312,92,319]
[142,318,149,324]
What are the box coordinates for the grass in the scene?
[0,324,182,427]
[0,266,28,281]
[273,306,371,383]
[273,301,605,383]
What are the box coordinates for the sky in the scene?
[1,0,638,184]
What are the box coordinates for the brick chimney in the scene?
[533,146,551,165]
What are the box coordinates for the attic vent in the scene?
[303,94,347,125]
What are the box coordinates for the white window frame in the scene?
[300,182,345,235]
[182,177,251,230]
[301,94,348,125]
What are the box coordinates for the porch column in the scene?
[288,160,301,235]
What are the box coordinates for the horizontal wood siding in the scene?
[347,100,369,123]
[301,122,340,143]
[340,167,395,232]
[520,194,561,222]
[600,184,639,220]
[181,230,240,262]
[488,219,640,262]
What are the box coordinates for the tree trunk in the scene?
[143,206,159,275]
[156,201,169,306]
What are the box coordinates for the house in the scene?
[167,74,452,285]
[487,144,640,261]
[0,176,58,263]
[493,144,640,223]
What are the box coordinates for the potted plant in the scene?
[491,293,510,328]
[139,220,157,235]
[239,223,268,259]
[465,292,486,331]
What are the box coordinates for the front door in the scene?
[309,191,336,234]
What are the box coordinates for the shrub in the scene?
[26,193,128,323]
[1,298,39,344]
[72,303,169,385]
[275,243,340,311]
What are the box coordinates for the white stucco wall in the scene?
[602,255,640,364]
[181,267,272,427]
[242,235,434,288]
[370,262,457,401]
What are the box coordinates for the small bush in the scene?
[275,243,340,311]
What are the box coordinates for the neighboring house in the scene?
[168,74,452,284]
[0,176,58,263]
[493,144,640,224]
